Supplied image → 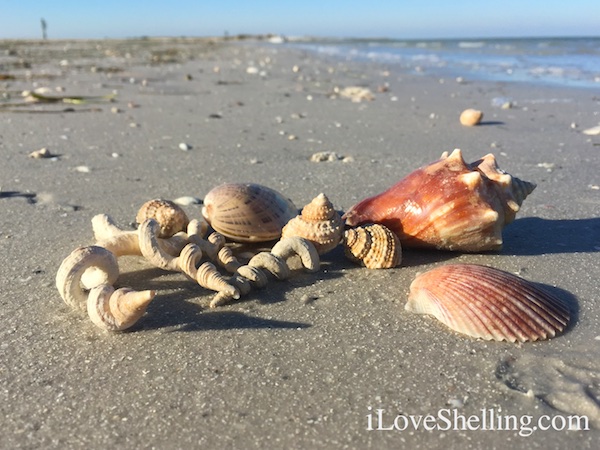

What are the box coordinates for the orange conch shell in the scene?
[281,193,344,255]
[405,264,571,342]
[343,149,536,252]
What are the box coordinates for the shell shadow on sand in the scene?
[502,217,600,255]
[115,264,345,332]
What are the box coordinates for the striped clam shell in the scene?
[202,183,297,243]
[405,264,571,342]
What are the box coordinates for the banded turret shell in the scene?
[343,224,401,269]
[202,183,298,242]
[405,264,571,342]
[281,193,344,255]
[343,149,536,252]
[136,198,189,238]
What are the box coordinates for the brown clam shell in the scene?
[343,224,401,269]
[405,264,571,342]
[136,199,189,238]
[343,149,536,252]
[202,183,297,242]
[281,193,344,255]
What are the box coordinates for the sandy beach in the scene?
[1,37,599,449]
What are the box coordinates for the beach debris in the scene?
[405,264,571,342]
[582,125,600,136]
[202,183,297,242]
[136,198,189,238]
[173,196,201,206]
[281,193,344,255]
[75,165,91,173]
[491,97,513,109]
[343,223,401,269]
[343,149,536,252]
[178,142,192,151]
[336,86,375,102]
[22,90,116,104]
[459,108,483,126]
[28,147,55,159]
[310,151,342,162]
[246,66,259,74]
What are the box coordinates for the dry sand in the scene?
[1,37,599,449]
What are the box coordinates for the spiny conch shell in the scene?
[202,183,297,242]
[405,264,571,342]
[343,149,537,252]
[56,246,120,311]
[136,199,189,238]
[87,284,156,331]
[281,193,344,255]
[343,224,401,269]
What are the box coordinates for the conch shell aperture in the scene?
[343,149,536,252]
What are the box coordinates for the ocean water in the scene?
[284,37,600,89]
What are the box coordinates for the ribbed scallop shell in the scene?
[405,264,571,342]
[136,199,189,238]
[202,183,297,243]
[343,149,536,252]
[343,224,401,269]
[281,193,344,255]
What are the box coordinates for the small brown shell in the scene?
[460,108,483,126]
[405,264,571,342]
[343,224,401,269]
[202,183,297,242]
[136,199,189,238]
[281,193,344,255]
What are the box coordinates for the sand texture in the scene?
[1,38,599,449]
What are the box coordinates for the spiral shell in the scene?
[343,224,401,269]
[202,183,297,242]
[281,193,344,255]
[136,199,189,238]
[405,264,571,342]
[343,149,536,252]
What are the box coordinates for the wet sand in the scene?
[1,37,599,449]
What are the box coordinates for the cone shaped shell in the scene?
[405,264,571,342]
[136,199,189,238]
[342,149,536,252]
[343,224,401,269]
[281,193,344,255]
[202,183,297,243]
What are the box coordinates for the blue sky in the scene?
[2,1,599,40]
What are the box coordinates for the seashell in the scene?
[405,264,571,342]
[343,224,401,269]
[56,246,120,311]
[343,149,536,252]
[202,183,297,243]
[136,199,189,238]
[459,108,483,126]
[281,193,344,255]
[271,237,320,273]
[87,284,156,331]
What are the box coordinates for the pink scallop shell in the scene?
[406,264,571,342]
